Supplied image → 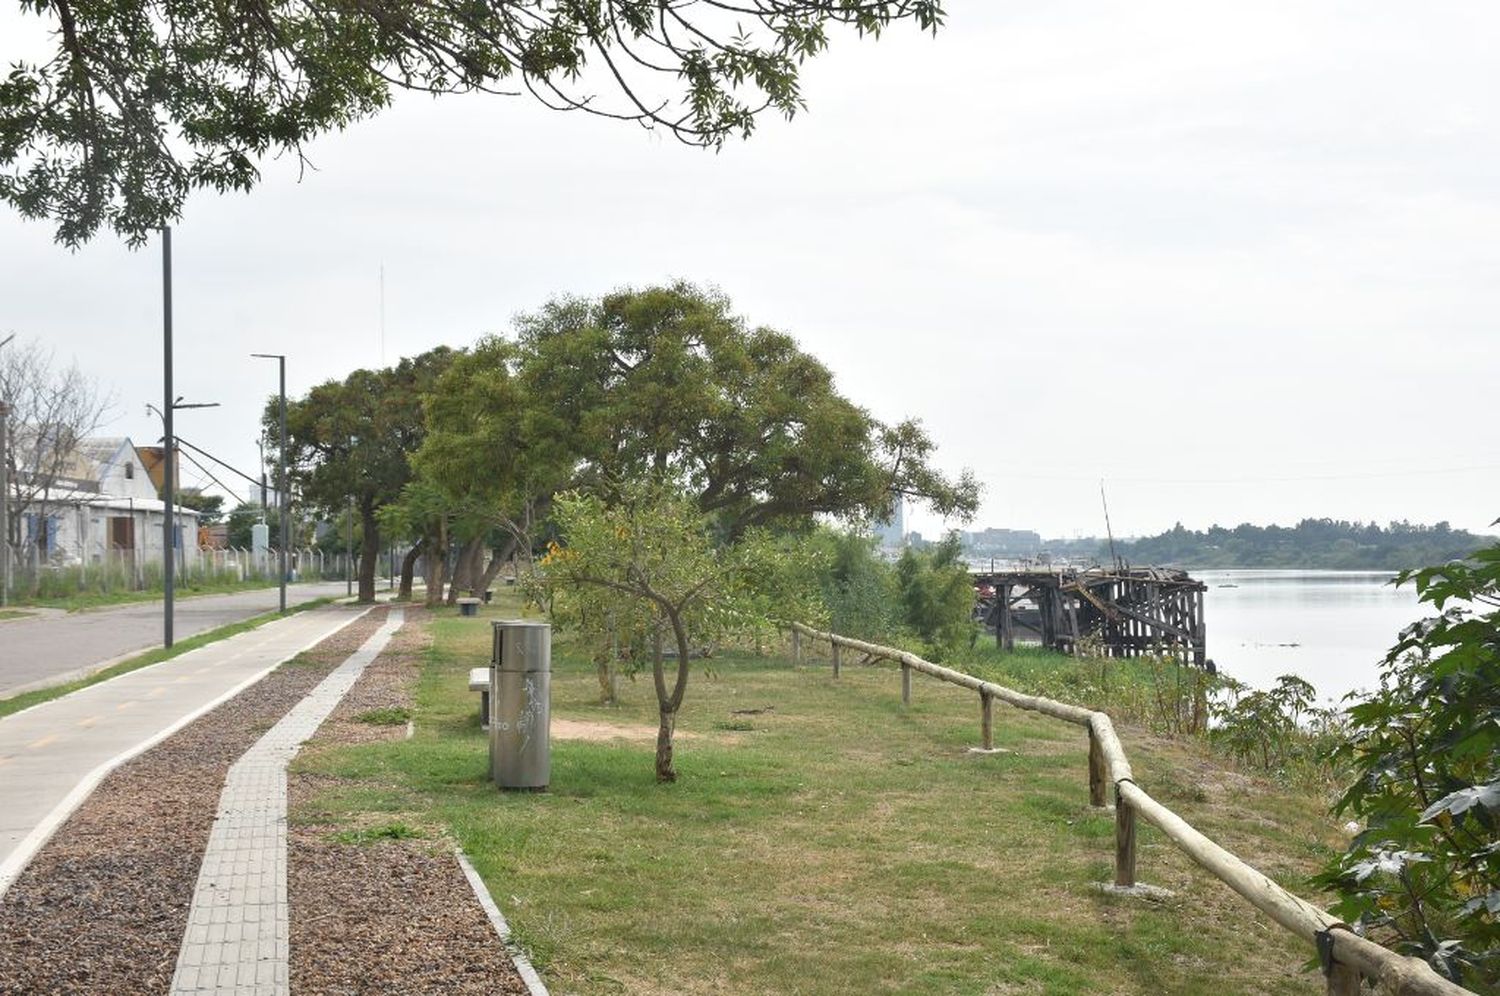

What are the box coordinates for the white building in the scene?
[16,436,200,570]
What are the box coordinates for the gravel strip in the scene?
[0,608,390,996]
[288,609,532,995]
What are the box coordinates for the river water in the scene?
[1196,570,1425,707]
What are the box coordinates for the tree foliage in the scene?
[894,531,973,659]
[535,479,809,782]
[513,281,979,537]
[2,1,944,245]
[272,347,453,601]
[1316,538,1500,988]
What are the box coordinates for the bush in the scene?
[1315,540,1500,988]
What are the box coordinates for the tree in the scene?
[2,2,944,246]
[894,531,974,659]
[1316,535,1500,988]
[175,491,225,525]
[413,336,567,603]
[537,480,802,782]
[272,347,453,603]
[0,335,112,580]
[513,282,979,537]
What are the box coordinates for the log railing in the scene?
[787,622,1474,996]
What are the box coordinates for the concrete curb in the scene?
[0,605,373,901]
[455,849,550,996]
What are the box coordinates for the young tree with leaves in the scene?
[537,480,809,782]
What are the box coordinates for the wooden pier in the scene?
[975,566,1207,665]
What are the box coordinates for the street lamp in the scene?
[148,396,219,647]
[0,331,13,608]
[251,353,288,613]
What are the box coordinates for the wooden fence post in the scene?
[1325,961,1360,995]
[1088,730,1108,808]
[1114,785,1137,887]
[831,641,841,678]
[901,662,912,706]
[981,692,994,750]
[791,628,801,666]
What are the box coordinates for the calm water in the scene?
[1197,570,1425,706]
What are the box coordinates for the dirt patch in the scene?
[553,717,670,742]
[0,606,387,996]
[288,607,530,995]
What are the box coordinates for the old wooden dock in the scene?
[975,566,1207,664]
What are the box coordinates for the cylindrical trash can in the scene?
[489,620,551,790]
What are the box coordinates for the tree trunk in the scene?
[655,705,677,783]
[424,521,448,608]
[357,501,379,604]
[397,539,424,601]
[445,537,483,605]
[477,535,519,593]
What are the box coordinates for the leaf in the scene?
[1420,782,1500,824]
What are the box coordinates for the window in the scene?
[125,461,134,480]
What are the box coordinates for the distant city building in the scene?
[873,497,905,548]
[961,527,1044,557]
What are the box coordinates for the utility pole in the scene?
[0,332,11,608]
[163,227,175,647]
[252,353,288,612]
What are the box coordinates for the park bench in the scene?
[457,597,482,617]
[469,666,491,728]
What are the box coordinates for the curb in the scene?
[455,849,551,996]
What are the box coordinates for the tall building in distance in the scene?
[873,496,905,549]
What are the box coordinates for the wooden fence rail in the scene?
[786,622,1473,996]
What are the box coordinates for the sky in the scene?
[2,2,1497,540]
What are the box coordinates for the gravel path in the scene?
[288,609,532,995]
[0,610,390,995]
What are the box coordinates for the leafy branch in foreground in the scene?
[2,1,944,245]
[1315,536,1500,989]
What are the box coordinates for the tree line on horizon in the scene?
[1032,518,1493,570]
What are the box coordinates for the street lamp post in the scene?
[147,396,219,647]
[252,354,288,613]
[0,331,12,608]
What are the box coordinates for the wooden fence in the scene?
[787,622,1474,996]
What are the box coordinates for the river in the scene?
[1196,569,1425,707]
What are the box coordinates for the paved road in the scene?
[0,604,371,895]
[0,583,351,698]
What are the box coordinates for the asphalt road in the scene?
[0,583,352,698]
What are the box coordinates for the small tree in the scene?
[894,532,975,659]
[1316,536,1500,987]
[537,482,796,782]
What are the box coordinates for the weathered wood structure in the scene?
[976,566,1207,665]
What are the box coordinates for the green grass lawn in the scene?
[19,576,306,612]
[294,597,1343,995]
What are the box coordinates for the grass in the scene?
[292,595,1346,995]
[331,822,424,845]
[0,596,337,719]
[20,576,305,613]
[0,608,35,621]
[354,707,412,726]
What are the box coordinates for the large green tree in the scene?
[2,2,944,245]
[271,346,453,602]
[512,281,980,537]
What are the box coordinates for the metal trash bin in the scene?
[489,620,551,790]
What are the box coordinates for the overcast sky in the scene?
[2,2,1496,539]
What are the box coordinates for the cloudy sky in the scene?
[2,2,1496,539]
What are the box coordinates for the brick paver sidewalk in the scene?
[170,610,404,996]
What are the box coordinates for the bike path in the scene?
[0,604,370,897]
